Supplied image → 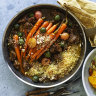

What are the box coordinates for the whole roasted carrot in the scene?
[36,23,67,60]
[26,18,43,43]
[13,35,24,74]
[24,18,43,57]
[46,23,58,35]
[46,22,53,31]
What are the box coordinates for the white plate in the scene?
[82,48,96,96]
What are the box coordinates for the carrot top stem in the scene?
[54,20,64,34]
[65,16,68,24]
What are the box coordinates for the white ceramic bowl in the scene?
[82,48,96,96]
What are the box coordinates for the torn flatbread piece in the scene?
[57,0,96,29]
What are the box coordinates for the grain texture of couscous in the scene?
[26,44,81,82]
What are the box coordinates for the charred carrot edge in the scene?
[23,18,44,57]
[46,22,53,31]
[13,35,24,74]
[14,46,24,74]
[26,21,49,60]
[36,23,67,60]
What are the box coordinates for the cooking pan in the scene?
[2,4,86,88]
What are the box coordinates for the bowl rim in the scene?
[2,4,86,88]
[82,48,96,96]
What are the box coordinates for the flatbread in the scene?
[57,0,96,29]
[57,0,96,47]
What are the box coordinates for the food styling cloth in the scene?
[57,0,96,47]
